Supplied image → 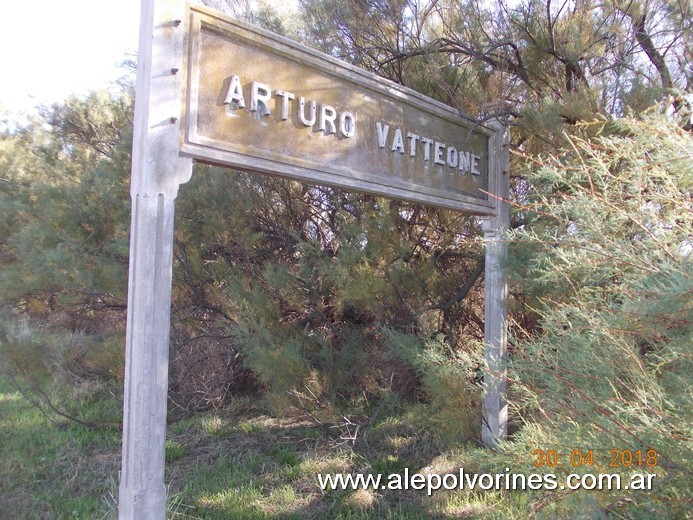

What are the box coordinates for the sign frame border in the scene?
[179,4,499,215]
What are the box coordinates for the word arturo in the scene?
[224,75,356,138]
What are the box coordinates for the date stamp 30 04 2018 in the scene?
[532,449,659,469]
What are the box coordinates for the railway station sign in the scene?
[119,2,508,518]
[181,5,498,214]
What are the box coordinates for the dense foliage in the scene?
[503,110,692,515]
[1,0,691,516]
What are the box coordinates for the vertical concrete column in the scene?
[119,194,177,519]
[481,221,509,446]
[118,0,192,518]
[481,122,510,448]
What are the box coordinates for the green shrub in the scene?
[384,329,482,442]
[503,109,692,516]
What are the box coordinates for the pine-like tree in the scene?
[505,109,692,516]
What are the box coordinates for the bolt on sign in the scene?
[180,6,498,215]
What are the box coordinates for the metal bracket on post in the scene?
[481,121,510,448]
[118,0,192,518]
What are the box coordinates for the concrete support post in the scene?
[481,221,509,446]
[481,122,510,448]
[119,194,177,518]
[118,0,192,518]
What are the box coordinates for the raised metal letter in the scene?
[224,74,245,108]
[298,97,317,126]
[250,81,272,115]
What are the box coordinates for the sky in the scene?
[0,0,141,115]
[0,1,299,117]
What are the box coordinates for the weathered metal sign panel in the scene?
[181,5,497,214]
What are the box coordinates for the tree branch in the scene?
[631,13,674,90]
[429,257,485,313]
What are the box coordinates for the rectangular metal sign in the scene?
[181,5,498,214]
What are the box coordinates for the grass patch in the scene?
[1,373,683,518]
[0,376,121,518]
[166,439,187,462]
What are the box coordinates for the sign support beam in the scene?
[481,122,510,447]
[119,2,510,516]
[118,0,191,518]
